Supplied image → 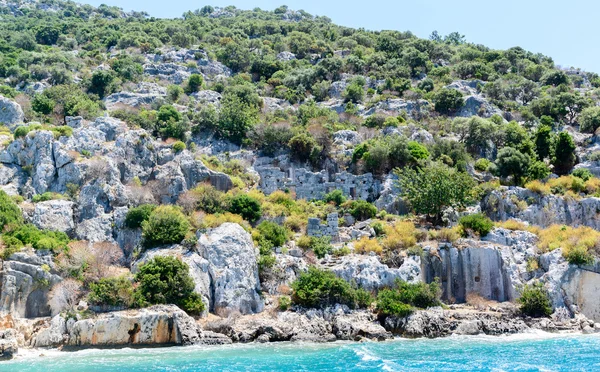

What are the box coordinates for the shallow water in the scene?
[3,332,600,371]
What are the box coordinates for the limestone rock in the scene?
[327,254,421,291]
[68,305,200,347]
[197,223,264,315]
[0,96,25,131]
[0,328,18,359]
[0,251,62,318]
[32,200,75,235]
[31,314,67,347]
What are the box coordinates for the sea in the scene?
[3,331,599,371]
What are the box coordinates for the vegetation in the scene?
[537,225,598,265]
[142,206,190,248]
[517,282,552,317]
[397,162,475,224]
[376,279,441,317]
[459,213,494,237]
[291,267,371,309]
[134,256,205,314]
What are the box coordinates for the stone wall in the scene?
[307,213,339,241]
[256,166,380,201]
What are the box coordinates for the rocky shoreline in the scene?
[1,302,598,359]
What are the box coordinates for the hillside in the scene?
[1,0,600,356]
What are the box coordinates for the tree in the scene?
[185,74,203,94]
[134,256,204,314]
[88,70,118,99]
[396,162,475,224]
[534,124,554,160]
[579,106,600,133]
[48,279,82,316]
[552,132,577,175]
[217,94,259,144]
[495,147,531,185]
[141,206,190,248]
[433,88,464,114]
[288,132,319,162]
[557,92,590,125]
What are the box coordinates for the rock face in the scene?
[197,223,264,315]
[67,305,200,347]
[0,96,25,131]
[0,251,62,318]
[481,186,600,229]
[562,268,600,322]
[423,244,516,303]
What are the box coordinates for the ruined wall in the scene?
[256,166,381,201]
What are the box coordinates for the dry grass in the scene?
[354,236,383,254]
[525,180,550,195]
[466,293,496,311]
[536,224,600,258]
[381,221,418,252]
[495,219,528,231]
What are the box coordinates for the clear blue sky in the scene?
[84,0,599,74]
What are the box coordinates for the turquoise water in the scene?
[3,332,600,371]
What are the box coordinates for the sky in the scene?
[84,0,599,73]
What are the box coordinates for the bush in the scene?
[459,213,494,237]
[125,204,156,229]
[185,74,203,94]
[433,88,464,114]
[376,279,441,317]
[257,221,288,248]
[349,200,377,221]
[134,256,204,315]
[288,132,318,163]
[188,184,225,214]
[382,221,418,251]
[0,190,23,230]
[552,132,576,176]
[572,168,593,182]
[323,190,346,206]
[291,267,365,309]
[517,283,552,317]
[228,194,262,222]
[142,206,190,248]
[89,276,135,308]
[172,141,186,152]
[310,236,333,259]
[474,158,491,172]
[354,236,383,254]
[3,224,69,252]
[278,296,291,311]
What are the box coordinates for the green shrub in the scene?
[433,88,464,114]
[190,184,224,214]
[89,276,135,308]
[565,244,595,265]
[32,192,64,203]
[376,279,441,317]
[407,141,429,161]
[291,267,364,309]
[0,190,23,230]
[288,132,318,163]
[3,224,69,252]
[278,296,291,311]
[142,205,190,248]
[324,190,346,206]
[228,194,262,222]
[517,282,552,317]
[474,158,491,172]
[257,221,289,248]
[309,236,333,259]
[459,213,494,237]
[125,204,156,229]
[185,74,203,94]
[349,200,377,221]
[172,141,186,152]
[572,168,593,182]
[134,256,204,315]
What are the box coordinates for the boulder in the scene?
[0,329,18,359]
[197,223,264,315]
[31,314,67,347]
[67,305,200,347]
[457,95,502,118]
[0,251,62,318]
[31,200,75,235]
[327,254,421,291]
[0,96,25,131]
